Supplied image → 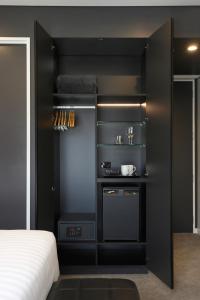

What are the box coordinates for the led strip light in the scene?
[97,103,146,107]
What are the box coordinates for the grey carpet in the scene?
[61,234,200,300]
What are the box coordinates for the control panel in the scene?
[66,226,82,238]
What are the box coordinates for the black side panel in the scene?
[0,45,26,229]
[35,22,55,232]
[173,81,193,233]
[146,20,173,287]
[60,109,96,214]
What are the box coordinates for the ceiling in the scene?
[0,0,200,6]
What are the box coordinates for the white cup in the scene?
[121,165,136,176]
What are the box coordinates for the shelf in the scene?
[97,93,147,97]
[97,94,146,106]
[53,93,97,97]
[53,93,97,107]
[97,121,146,127]
[97,242,146,246]
[53,94,146,107]
[97,177,148,183]
[57,240,146,246]
[60,265,148,275]
[97,143,146,148]
[57,241,97,246]
[53,93,146,98]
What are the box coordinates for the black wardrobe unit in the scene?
[35,19,173,288]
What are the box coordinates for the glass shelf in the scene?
[97,121,146,127]
[97,93,147,97]
[97,143,146,148]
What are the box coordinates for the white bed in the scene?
[0,230,60,300]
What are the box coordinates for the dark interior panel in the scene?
[58,243,97,266]
[98,244,146,265]
[0,45,26,229]
[58,56,143,76]
[54,38,147,56]
[97,76,142,94]
[97,107,146,121]
[60,109,96,214]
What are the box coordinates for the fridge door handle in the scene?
[104,190,118,195]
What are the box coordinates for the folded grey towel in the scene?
[57,75,97,94]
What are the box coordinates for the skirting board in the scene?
[60,265,148,275]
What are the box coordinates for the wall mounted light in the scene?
[141,102,146,108]
[187,44,198,52]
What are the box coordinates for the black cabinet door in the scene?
[35,22,55,232]
[0,45,27,229]
[146,19,174,288]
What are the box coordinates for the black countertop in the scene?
[97,177,148,183]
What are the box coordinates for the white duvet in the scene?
[0,230,60,300]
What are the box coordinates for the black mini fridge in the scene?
[103,187,140,241]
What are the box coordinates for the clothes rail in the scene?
[53,105,96,110]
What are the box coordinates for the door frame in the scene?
[174,75,199,234]
[0,38,31,229]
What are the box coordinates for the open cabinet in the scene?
[35,19,173,288]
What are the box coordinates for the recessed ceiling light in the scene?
[187,44,198,52]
